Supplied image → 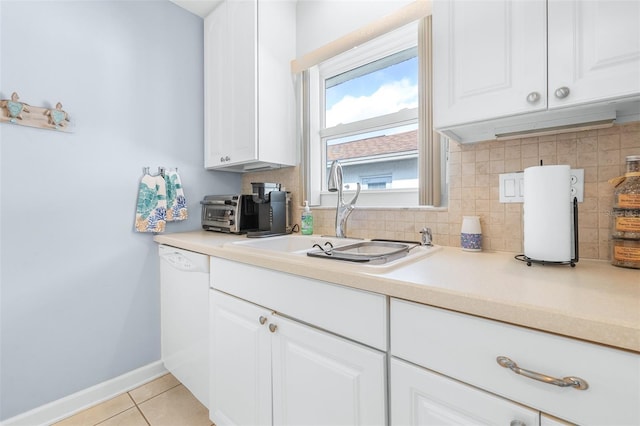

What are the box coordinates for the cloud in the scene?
[326,79,418,128]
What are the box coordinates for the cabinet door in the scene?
[548,0,640,108]
[271,314,386,426]
[391,358,539,426]
[433,0,547,128]
[204,0,257,169]
[256,0,296,167]
[204,3,230,168]
[209,290,272,426]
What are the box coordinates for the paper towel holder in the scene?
[515,197,579,267]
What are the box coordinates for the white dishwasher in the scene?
[159,244,209,408]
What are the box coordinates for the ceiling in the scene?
[169,0,223,18]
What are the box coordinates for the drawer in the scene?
[211,257,387,351]
[390,298,640,426]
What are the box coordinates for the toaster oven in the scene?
[200,194,258,234]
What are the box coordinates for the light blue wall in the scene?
[0,1,240,419]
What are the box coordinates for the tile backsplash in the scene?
[243,122,640,260]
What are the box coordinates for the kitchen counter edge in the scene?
[154,231,640,353]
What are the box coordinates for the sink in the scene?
[225,234,441,272]
[227,234,361,253]
[307,241,416,264]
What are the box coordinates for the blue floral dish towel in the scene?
[135,172,167,233]
[164,168,188,221]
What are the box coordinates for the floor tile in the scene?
[138,385,210,426]
[128,373,180,404]
[52,394,134,426]
[97,407,148,426]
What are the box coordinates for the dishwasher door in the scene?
[159,244,209,408]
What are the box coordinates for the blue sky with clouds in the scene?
[325,56,418,127]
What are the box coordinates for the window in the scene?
[302,17,444,208]
[324,45,419,197]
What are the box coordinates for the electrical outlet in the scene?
[499,169,584,203]
[570,168,584,203]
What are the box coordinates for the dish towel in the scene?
[135,172,167,233]
[164,168,188,221]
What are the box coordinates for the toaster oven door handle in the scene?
[205,219,233,226]
[201,200,227,205]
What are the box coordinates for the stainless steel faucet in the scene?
[420,227,433,246]
[328,160,361,238]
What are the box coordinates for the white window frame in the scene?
[305,21,434,207]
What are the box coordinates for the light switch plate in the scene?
[498,169,584,203]
[499,172,524,203]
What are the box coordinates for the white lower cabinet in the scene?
[209,288,386,426]
[209,289,272,426]
[390,298,640,426]
[206,256,638,426]
[271,312,386,425]
[390,357,538,425]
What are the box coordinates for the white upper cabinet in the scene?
[548,0,640,108]
[433,0,547,128]
[204,0,297,172]
[433,0,640,143]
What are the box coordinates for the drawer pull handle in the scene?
[496,356,589,390]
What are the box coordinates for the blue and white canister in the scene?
[461,216,482,251]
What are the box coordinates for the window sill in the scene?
[308,205,448,212]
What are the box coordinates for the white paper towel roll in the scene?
[523,165,572,262]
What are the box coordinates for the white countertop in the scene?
[155,231,640,353]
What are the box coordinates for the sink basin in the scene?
[225,234,441,272]
[307,241,416,264]
[227,234,361,253]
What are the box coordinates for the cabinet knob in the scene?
[259,316,267,325]
[220,156,225,162]
[225,156,230,162]
[510,421,527,426]
[554,86,570,99]
[268,323,277,333]
[526,92,540,103]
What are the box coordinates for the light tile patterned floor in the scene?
[52,374,212,426]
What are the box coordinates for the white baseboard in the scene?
[1,361,168,426]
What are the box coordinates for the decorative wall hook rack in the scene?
[0,91,72,132]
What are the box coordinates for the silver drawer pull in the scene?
[496,356,589,390]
